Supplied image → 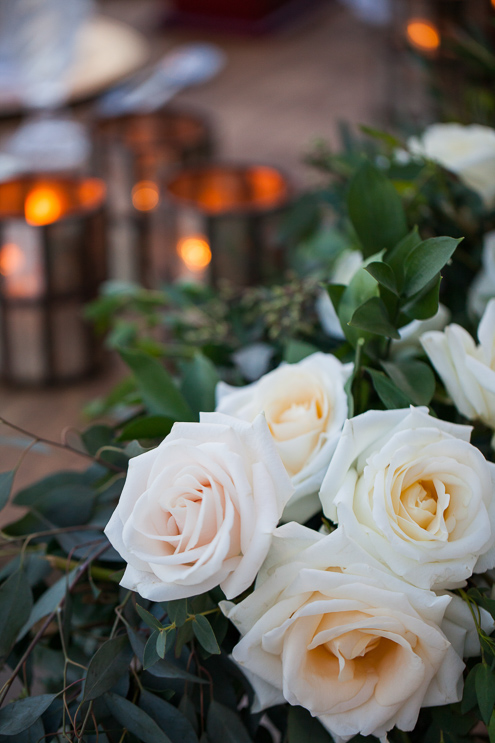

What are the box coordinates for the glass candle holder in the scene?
[164,163,292,286]
[0,175,107,385]
[95,106,214,286]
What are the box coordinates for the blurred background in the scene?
[1,0,494,504]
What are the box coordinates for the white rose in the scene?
[216,353,352,523]
[407,123,495,208]
[104,412,293,601]
[468,230,495,319]
[421,299,495,439]
[319,406,495,589]
[222,523,465,742]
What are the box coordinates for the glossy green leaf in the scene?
[139,689,199,743]
[381,360,436,406]
[401,274,441,321]
[0,569,33,659]
[206,701,252,743]
[364,261,398,295]
[348,162,408,258]
[0,471,14,511]
[118,415,175,442]
[0,695,56,736]
[338,266,379,347]
[366,368,411,410]
[192,615,221,655]
[349,297,400,339]
[104,692,173,743]
[326,283,346,316]
[287,706,333,743]
[476,663,495,725]
[156,630,167,659]
[120,348,194,421]
[384,226,421,285]
[84,635,132,701]
[461,664,480,714]
[166,599,188,628]
[403,236,462,297]
[180,354,219,417]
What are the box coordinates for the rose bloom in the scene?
[319,406,495,589]
[216,353,352,523]
[222,524,468,742]
[407,123,495,208]
[104,412,293,601]
[468,230,495,319]
[421,299,495,441]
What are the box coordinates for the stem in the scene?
[0,417,126,474]
[45,554,122,583]
[0,524,105,544]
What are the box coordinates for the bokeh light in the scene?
[25,186,63,225]
[131,181,160,212]
[177,236,212,271]
[0,243,25,276]
[406,19,440,52]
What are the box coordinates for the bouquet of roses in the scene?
[1,150,495,743]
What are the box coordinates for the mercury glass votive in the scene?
[0,175,107,385]
[164,163,292,286]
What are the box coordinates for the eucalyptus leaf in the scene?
[83,635,132,701]
[0,717,45,743]
[349,297,400,339]
[180,354,219,417]
[14,470,99,507]
[347,162,408,258]
[127,627,205,683]
[104,692,173,743]
[403,237,462,297]
[139,689,199,743]
[287,706,333,743]
[144,630,161,669]
[206,701,252,743]
[17,568,78,641]
[0,471,14,511]
[120,348,194,421]
[166,599,188,628]
[381,360,436,406]
[192,615,221,655]
[0,695,57,736]
[0,569,33,659]
[135,603,164,632]
[118,416,175,442]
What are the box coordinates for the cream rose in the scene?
[319,406,495,589]
[407,123,495,208]
[468,230,495,319]
[222,524,465,742]
[216,353,352,523]
[421,299,495,439]
[104,412,293,601]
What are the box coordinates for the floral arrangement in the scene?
[2,125,495,743]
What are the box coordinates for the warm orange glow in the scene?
[25,186,63,225]
[177,236,212,271]
[492,0,495,8]
[132,181,160,212]
[0,243,25,276]
[78,178,106,209]
[407,19,440,51]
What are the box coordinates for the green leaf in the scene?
[118,416,174,442]
[206,701,252,743]
[403,237,462,297]
[338,266,379,347]
[476,663,495,724]
[139,689,199,743]
[17,568,78,641]
[180,354,219,417]
[81,424,114,456]
[0,471,14,511]
[283,340,318,364]
[489,709,495,743]
[366,368,411,409]
[349,297,400,339]
[0,569,33,659]
[14,470,99,507]
[104,692,173,743]
[166,599,188,628]
[135,603,163,632]
[287,706,333,743]
[192,615,220,655]
[83,635,132,701]
[326,283,346,316]
[144,630,161,669]
[381,360,436,406]
[0,695,57,735]
[365,261,398,295]
[348,162,408,258]
[120,348,194,421]
[461,664,480,714]
[156,630,167,659]
[384,226,422,284]
[127,627,204,683]
[401,274,441,321]
[359,125,403,149]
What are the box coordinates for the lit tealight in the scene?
[132,181,160,212]
[406,19,440,52]
[25,186,63,226]
[0,243,25,276]
[177,236,212,271]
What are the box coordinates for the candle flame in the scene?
[0,243,25,276]
[132,181,160,212]
[177,236,212,271]
[407,19,440,51]
[25,186,63,226]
